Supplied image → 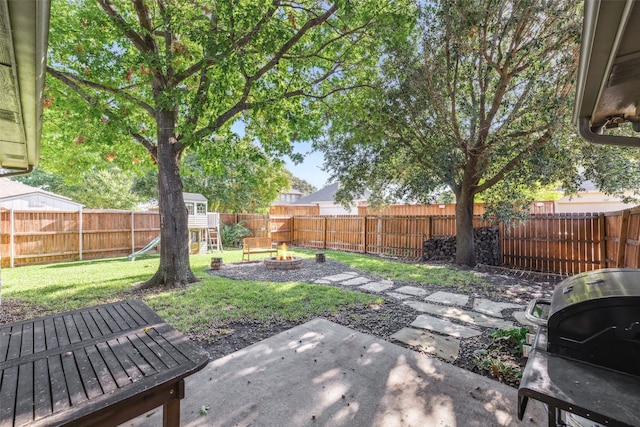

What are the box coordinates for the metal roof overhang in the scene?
[574,0,640,146]
[0,0,50,177]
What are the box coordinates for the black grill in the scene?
[546,268,640,376]
[518,268,640,427]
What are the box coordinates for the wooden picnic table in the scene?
[0,300,209,427]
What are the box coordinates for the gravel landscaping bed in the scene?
[203,256,562,387]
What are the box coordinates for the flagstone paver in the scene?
[424,291,469,306]
[404,301,515,329]
[394,286,429,297]
[340,277,372,286]
[386,292,413,300]
[314,279,332,284]
[391,327,460,361]
[321,273,359,282]
[359,282,394,292]
[473,298,524,318]
[410,315,481,339]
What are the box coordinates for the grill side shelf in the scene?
[518,330,640,427]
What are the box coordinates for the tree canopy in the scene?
[319,0,592,265]
[46,0,415,287]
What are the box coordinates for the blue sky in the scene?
[284,141,331,190]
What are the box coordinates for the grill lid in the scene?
[550,268,640,315]
[547,268,640,377]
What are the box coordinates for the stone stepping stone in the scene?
[359,281,394,292]
[391,327,460,361]
[425,291,469,306]
[340,277,371,286]
[314,279,332,284]
[410,315,481,338]
[386,291,413,300]
[404,301,515,330]
[473,298,524,318]
[394,286,428,297]
[321,272,359,282]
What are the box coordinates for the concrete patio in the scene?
[124,319,545,427]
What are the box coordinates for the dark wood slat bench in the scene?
[0,300,209,427]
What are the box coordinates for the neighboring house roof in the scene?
[0,178,79,204]
[183,192,208,203]
[294,182,370,205]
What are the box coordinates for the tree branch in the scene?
[47,67,156,117]
[170,2,279,87]
[475,131,551,194]
[47,67,157,156]
[191,4,339,141]
[96,0,152,54]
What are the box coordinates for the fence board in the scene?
[499,213,603,276]
[269,205,319,216]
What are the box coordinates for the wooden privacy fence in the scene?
[231,214,490,259]
[0,209,160,267]
[5,207,640,275]
[226,208,640,276]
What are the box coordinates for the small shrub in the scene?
[220,223,251,247]
[489,327,528,356]
[472,327,529,384]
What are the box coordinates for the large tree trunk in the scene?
[139,109,197,289]
[454,189,476,266]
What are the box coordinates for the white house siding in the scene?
[318,202,356,215]
[555,192,635,213]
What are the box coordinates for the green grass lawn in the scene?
[1,248,484,339]
[0,250,378,338]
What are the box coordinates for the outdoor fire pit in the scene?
[263,255,303,270]
[263,244,303,270]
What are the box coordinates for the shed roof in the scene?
[0,178,81,206]
[183,192,208,203]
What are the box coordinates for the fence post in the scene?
[9,208,14,268]
[79,208,83,261]
[324,217,328,250]
[363,216,367,254]
[598,213,606,268]
[617,209,631,268]
[290,216,295,244]
[131,211,135,254]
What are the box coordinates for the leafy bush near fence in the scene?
[220,222,251,247]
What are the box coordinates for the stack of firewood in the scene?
[422,226,499,265]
